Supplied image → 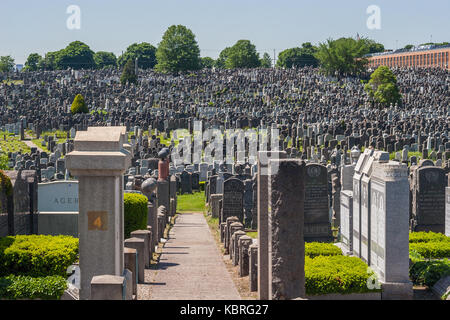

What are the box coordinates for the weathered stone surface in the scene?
[238,235,253,277]
[257,151,287,300]
[268,159,305,300]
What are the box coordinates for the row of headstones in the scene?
[338,149,418,299]
[8,148,69,182]
[239,151,415,299]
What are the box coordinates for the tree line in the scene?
[0,25,391,77]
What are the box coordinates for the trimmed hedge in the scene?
[410,259,450,287]
[70,94,88,114]
[409,231,450,243]
[409,242,450,259]
[305,242,343,258]
[0,235,78,277]
[0,275,67,300]
[124,193,148,238]
[305,255,380,295]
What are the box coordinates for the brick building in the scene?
[366,45,450,71]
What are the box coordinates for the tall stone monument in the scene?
[66,126,131,300]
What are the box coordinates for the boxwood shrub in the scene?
[305,242,343,258]
[305,255,380,295]
[409,241,450,259]
[0,235,78,277]
[409,259,450,287]
[409,231,450,243]
[124,193,148,238]
[0,275,67,300]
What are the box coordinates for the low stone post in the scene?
[220,222,227,243]
[124,247,137,297]
[130,230,151,268]
[249,243,258,292]
[232,230,246,266]
[90,275,127,300]
[229,222,244,257]
[157,208,166,240]
[224,216,239,254]
[124,237,145,283]
[238,236,253,277]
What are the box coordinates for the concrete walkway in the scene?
[138,212,241,300]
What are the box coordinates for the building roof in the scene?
[364,44,450,58]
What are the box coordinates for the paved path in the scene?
[22,139,44,152]
[138,212,241,300]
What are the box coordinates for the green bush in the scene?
[0,275,67,300]
[409,231,450,243]
[410,259,450,287]
[305,242,343,258]
[305,255,380,295]
[409,242,450,259]
[124,193,148,238]
[199,181,205,191]
[70,94,89,114]
[0,235,78,277]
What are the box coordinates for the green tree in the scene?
[56,41,95,70]
[224,40,260,69]
[260,52,272,68]
[155,25,201,73]
[38,51,63,70]
[315,37,369,77]
[120,59,137,85]
[364,66,401,108]
[200,57,215,69]
[277,43,319,68]
[404,44,414,50]
[94,51,117,69]
[215,47,232,68]
[70,94,89,114]
[0,56,15,73]
[117,42,157,69]
[359,38,385,54]
[24,53,43,71]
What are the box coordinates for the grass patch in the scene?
[177,191,206,213]
[246,232,257,239]
[1,80,24,85]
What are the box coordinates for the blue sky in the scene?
[1,0,449,64]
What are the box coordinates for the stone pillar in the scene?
[224,216,239,254]
[257,151,286,300]
[249,243,258,292]
[66,126,131,300]
[146,226,153,255]
[446,187,450,237]
[232,230,246,266]
[130,230,151,268]
[90,275,127,300]
[169,175,177,216]
[229,222,244,257]
[268,159,305,300]
[157,181,170,216]
[210,194,222,219]
[157,206,166,240]
[124,237,145,284]
[148,203,158,251]
[370,161,413,300]
[124,247,137,297]
[238,235,253,277]
[339,190,353,255]
[220,222,226,243]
